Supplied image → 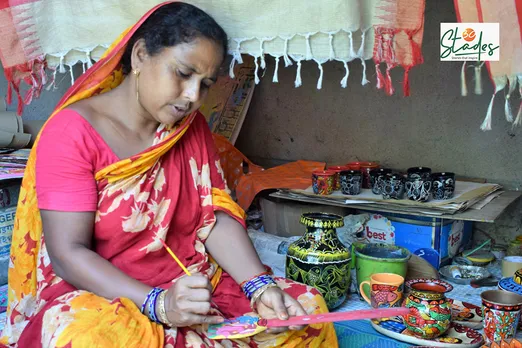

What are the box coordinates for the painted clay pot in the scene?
[481,290,522,344]
[311,170,335,195]
[353,243,411,300]
[381,173,406,200]
[369,168,392,195]
[339,170,362,195]
[432,172,456,200]
[286,213,351,310]
[403,278,453,339]
[327,165,350,191]
[497,268,522,330]
[359,162,380,189]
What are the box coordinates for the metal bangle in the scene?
[157,290,174,327]
[249,283,278,312]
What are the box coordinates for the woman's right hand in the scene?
[163,274,224,327]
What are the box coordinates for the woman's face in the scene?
[133,37,223,125]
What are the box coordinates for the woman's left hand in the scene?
[255,286,307,334]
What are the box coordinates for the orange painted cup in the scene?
[327,165,349,191]
[312,170,336,195]
[345,161,362,171]
[360,273,404,309]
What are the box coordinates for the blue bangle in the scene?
[141,288,157,314]
[242,275,276,299]
[148,288,163,323]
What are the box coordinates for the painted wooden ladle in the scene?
[207,307,410,340]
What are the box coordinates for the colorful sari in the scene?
[0,2,337,347]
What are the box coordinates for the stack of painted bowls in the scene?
[498,269,522,294]
[498,269,522,329]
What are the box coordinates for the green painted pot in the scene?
[353,243,411,299]
[286,213,351,310]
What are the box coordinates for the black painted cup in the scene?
[339,170,362,195]
[432,172,456,200]
[381,173,405,200]
[406,167,432,202]
[369,168,392,195]
[407,167,432,180]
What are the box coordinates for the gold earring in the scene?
[133,69,140,103]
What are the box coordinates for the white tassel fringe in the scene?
[68,65,75,85]
[316,61,324,90]
[514,102,522,127]
[474,62,484,95]
[340,61,350,88]
[283,38,293,67]
[348,31,356,58]
[273,56,280,83]
[360,58,369,85]
[295,60,302,87]
[254,57,260,85]
[461,62,468,96]
[328,33,335,60]
[480,86,502,131]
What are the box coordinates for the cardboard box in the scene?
[358,210,473,268]
[260,197,354,237]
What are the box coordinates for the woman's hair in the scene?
[121,2,228,74]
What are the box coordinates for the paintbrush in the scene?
[208,307,411,340]
[158,238,220,310]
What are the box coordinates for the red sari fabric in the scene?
[0,2,338,347]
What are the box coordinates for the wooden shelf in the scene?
[269,190,521,223]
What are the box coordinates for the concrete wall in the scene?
[234,0,522,244]
[0,0,520,244]
[0,66,75,121]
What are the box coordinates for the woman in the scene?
[0,2,338,347]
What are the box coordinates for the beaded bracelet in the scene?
[141,288,158,314]
[147,288,163,323]
[242,274,277,299]
[250,283,278,312]
[239,271,271,288]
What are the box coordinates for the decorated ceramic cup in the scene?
[327,166,350,191]
[359,162,380,189]
[381,173,405,200]
[369,168,392,195]
[339,170,362,195]
[345,161,362,171]
[360,273,404,308]
[406,167,432,202]
[312,170,335,195]
[407,167,432,180]
[431,172,456,200]
[481,290,522,344]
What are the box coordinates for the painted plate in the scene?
[371,317,484,348]
[448,298,483,329]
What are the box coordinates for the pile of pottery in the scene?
[312,161,380,196]
[282,212,522,346]
[312,162,456,202]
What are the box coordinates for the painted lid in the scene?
[514,268,522,285]
[498,277,522,296]
[465,251,494,263]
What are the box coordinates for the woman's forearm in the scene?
[205,211,266,284]
[52,245,152,307]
